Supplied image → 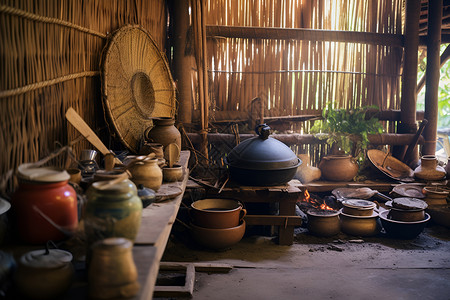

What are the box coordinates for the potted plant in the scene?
[310,103,384,181]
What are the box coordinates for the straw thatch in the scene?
[0,0,167,196]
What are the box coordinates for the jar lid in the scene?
[17,163,70,183]
[0,198,11,215]
[341,199,376,209]
[20,249,73,269]
[91,178,138,195]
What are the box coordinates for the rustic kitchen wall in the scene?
[0,0,167,196]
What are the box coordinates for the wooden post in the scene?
[422,0,443,155]
[393,0,421,162]
[170,0,192,125]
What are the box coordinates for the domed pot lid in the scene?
[17,163,70,183]
[226,124,301,171]
[20,249,72,269]
[342,199,376,209]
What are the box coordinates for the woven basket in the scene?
[101,25,176,153]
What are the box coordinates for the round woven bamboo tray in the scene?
[101,25,176,153]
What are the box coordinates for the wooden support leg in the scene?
[277,200,297,245]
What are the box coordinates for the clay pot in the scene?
[162,164,183,182]
[66,168,82,185]
[414,155,446,181]
[11,165,78,244]
[139,142,164,158]
[126,157,163,191]
[88,238,140,299]
[318,155,359,182]
[190,220,246,250]
[190,199,246,229]
[306,209,340,237]
[339,210,380,236]
[294,154,321,183]
[422,186,449,205]
[14,248,74,299]
[341,199,377,216]
[387,207,426,222]
[145,117,181,150]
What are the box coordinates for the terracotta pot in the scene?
[145,118,181,150]
[190,220,246,250]
[126,157,163,191]
[414,155,446,181]
[190,199,246,229]
[387,207,425,222]
[139,142,164,158]
[306,209,340,237]
[339,210,380,236]
[162,164,183,182]
[11,166,78,244]
[14,249,74,299]
[318,155,359,182]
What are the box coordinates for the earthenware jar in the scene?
[414,155,446,181]
[84,179,142,249]
[318,155,359,182]
[88,238,140,299]
[145,117,181,150]
[11,165,78,244]
[14,248,74,299]
[126,157,163,191]
[339,210,380,236]
[139,142,164,158]
[294,154,321,183]
[306,209,340,237]
[162,164,184,182]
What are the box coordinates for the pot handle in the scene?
[255,124,271,140]
[239,208,247,221]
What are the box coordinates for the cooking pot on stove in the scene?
[225,124,301,186]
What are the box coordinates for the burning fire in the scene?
[298,189,335,211]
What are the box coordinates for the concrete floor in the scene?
[159,223,450,300]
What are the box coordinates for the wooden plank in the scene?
[297,181,395,193]
[244,215,302,226]
[159,262,233,273]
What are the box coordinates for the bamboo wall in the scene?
[0,0,167,196]
[204,0,404,126]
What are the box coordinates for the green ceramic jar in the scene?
[84,179,143,249]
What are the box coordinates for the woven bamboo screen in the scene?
[0,0,167,196]
[204,0,404,127]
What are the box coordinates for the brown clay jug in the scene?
[126,156,163,191]
[145,117,181,150]
[414,155,446,181]
[318,155,359,182]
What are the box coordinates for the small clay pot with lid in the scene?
[14,247,74,299]
[387,197,428,222]
[306,209,340,237]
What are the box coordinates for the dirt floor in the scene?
[157,220,450,300]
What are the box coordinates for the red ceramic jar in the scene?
[11,165,78,244]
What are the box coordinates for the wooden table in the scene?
[207,180,303,246]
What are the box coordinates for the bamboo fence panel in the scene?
[0,0,167,196]
[204,0,403,134]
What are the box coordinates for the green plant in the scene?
[310,103,384,162]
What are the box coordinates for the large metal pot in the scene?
[225,124,301,186]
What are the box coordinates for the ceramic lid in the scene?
[91,179,138,195]
[17,163,70,183]
[341,199,376,209]
[392,197,428,210]
[20,249,72,269]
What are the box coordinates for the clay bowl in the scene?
[162,164,183,182]
[341,199,377,216]
[190,199,246,229]
[339,210,380,237]
[379,210,430,239]
[190,220,246,250]
[306,209,340,237]
[387,207,425,222]
[66,168,82,185]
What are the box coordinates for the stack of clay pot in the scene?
[188,199,246,250]
[379,197,430,239]
[339,199,380,236]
